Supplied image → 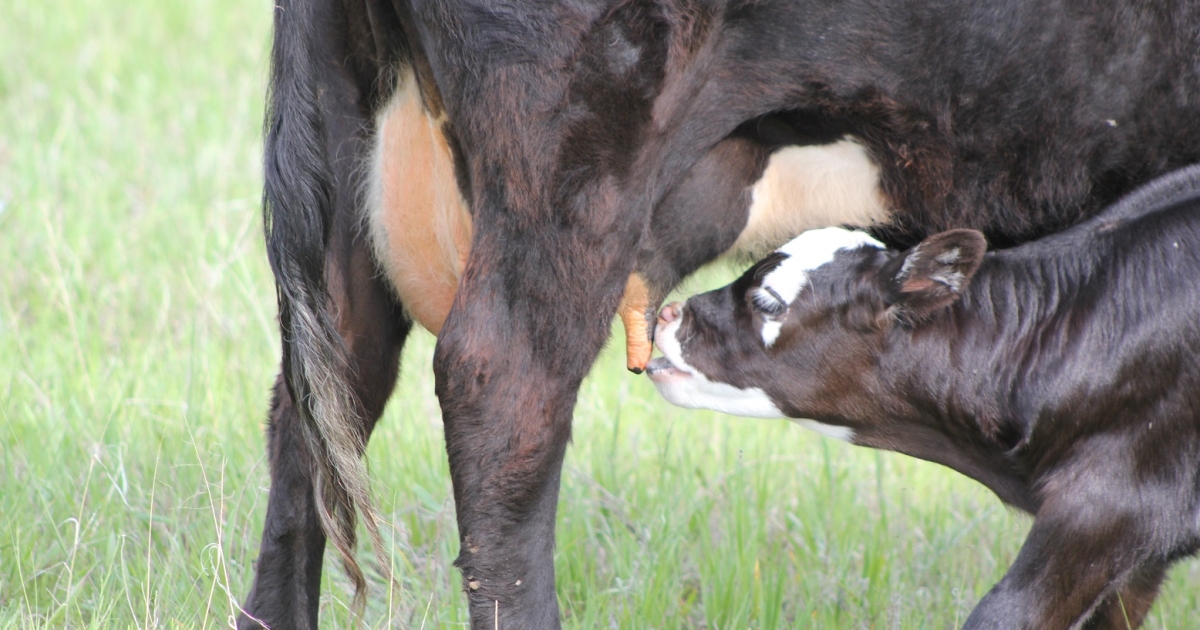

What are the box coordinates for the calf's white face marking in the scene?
[651,312,786,418]
[651,310,858,440]
[760,318,784,348]
[755,228,884,347]
[649,228,885,443]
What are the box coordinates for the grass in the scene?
[2,0,1198,627]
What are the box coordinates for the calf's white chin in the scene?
[650,367,789,418]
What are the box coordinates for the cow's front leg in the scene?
[432,181,641,627]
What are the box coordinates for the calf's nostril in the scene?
[658,302,682,324]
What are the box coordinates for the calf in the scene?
[648,166,1200,629]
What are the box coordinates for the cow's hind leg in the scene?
[240,247,409,630]
[239,0,412,624]
[240,192,411,629]
[238,376,325,630]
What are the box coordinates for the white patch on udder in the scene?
[732,138,890,259]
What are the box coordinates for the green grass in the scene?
[2,1,1198,627]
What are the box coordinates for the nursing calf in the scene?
[648,166,1200,629]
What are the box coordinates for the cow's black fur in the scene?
[247,1,1200,628]
[655,165,1200,629]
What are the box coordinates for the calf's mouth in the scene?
[645,356,689,380]
[646,302,695,384]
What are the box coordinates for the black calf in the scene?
[649,166,1200,629]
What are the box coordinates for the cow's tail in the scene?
[262,0,392,609]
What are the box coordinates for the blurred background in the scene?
[2,1,1197,627]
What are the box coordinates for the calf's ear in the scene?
[881,229,986,323]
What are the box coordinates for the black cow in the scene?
[647,165,1200,629]
[245,1,1200,628]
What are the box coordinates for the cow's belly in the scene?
[366,79,889,337]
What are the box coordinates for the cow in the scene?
[243,1,1200,628]
[646,165,1200,629]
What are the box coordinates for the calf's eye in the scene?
[749,286,787,318]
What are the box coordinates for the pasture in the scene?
[2,0,1198,627]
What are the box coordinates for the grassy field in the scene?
[2,1,1199,628]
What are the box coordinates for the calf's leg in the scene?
[963,497,1167,630]
[1082,563,1168,630]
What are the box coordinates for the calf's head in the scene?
[647,227,986,427]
